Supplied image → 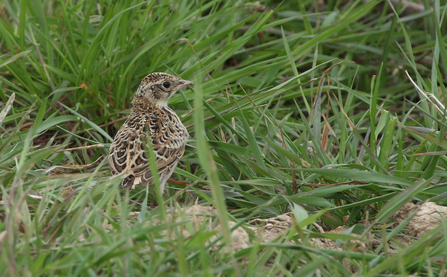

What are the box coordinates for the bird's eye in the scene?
[162,82,170,88]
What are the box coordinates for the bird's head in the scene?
[135,72,193,107]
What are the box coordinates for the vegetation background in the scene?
[1,0,447,275]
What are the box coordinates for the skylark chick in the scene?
[109,72,192,190]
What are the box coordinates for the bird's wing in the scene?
[142,116,187,183]
[109,115,187,189]
[109,123,149,187]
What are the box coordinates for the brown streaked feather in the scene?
[109,90,189,190]
[109,119,187,189]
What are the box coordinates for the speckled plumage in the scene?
[109,73,192,190]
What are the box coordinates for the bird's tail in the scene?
[120,175,135,189]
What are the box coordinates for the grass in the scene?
[1,0,447,275]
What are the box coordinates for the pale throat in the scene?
[155,99,168,107]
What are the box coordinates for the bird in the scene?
[109,72,193,191]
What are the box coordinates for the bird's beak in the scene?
[178,80,193,89]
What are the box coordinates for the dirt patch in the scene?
[144,201,447,256]
[393,201,447,238]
